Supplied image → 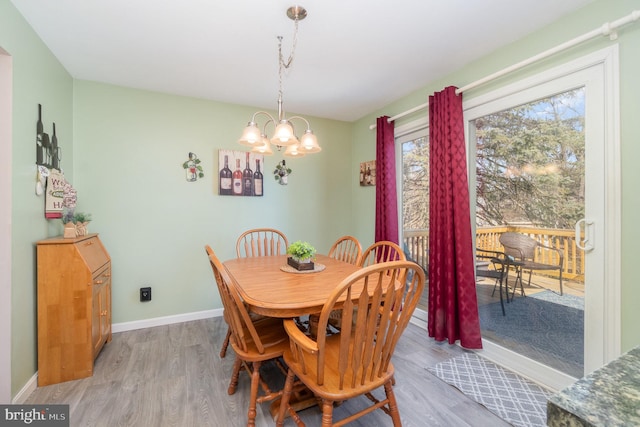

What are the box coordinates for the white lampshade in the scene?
[270,121,298,146]
[283,143,305,158]
[251,135,274,155]
[238,122,262,146]
[299,130,321,153]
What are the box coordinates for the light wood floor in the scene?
[24,317,511,427]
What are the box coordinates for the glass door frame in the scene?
[463,45,621,390]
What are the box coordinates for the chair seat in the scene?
[231,316,289,361]
[283,333,395,401]
[521,260,560,271]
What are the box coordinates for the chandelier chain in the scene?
[238,6,320,157]
[277,18,299,104]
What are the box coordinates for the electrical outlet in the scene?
[140,287,152,302]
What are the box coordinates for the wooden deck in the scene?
[417,271,584,312]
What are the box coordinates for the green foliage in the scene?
[72,212,92,223]
[61,210,92,224]
[274,162,292,179]
[287,241,316,261]
[402,136,429,231]
[475,89,585,229]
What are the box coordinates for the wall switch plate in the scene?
[140,287,152,302]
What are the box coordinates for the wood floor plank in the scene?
[25,317,512,426]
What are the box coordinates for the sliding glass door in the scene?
[465,47,619,389]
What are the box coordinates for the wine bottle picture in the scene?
[219,155,233,195]
[232,158,243,195]
[242,152,253,196]
[254,159,263,196]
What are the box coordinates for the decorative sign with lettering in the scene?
[45,169,65,219]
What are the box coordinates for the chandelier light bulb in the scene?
[251,134,274,155]
[238,122,262,146]
[284,143,305,158]
[299,130,321,153]
[271,121,298,146]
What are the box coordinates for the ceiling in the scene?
[12,0,594,122]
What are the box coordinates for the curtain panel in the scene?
[375,116,399,244]
[427,86,482,349]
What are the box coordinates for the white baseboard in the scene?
[12,373,37,404]
[13,309,224,403]
[111,308,223,333]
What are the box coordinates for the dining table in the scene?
[222,254,362,318]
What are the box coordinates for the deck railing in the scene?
[403,226,584,282]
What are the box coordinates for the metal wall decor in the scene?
[274,160,291,185]
[36,104,62,170]
[183,152,204,182]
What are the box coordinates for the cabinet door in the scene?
[100,281,111,340]
[92,283,102,356]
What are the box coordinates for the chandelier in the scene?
[237,5,321,158]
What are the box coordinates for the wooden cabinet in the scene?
[36,233,112,386]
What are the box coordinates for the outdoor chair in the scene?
[476,248,510,316]
[236,228,289,258]
[499,232,564,296]
[275,260,425,427]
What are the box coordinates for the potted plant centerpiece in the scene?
[287,241,316,271]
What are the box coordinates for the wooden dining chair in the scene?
[328,235,362,265]
[359,240,406,267]
[206,245,300,427]
[205,245,233,358]
[236,228,289,258]
[275,260,425,427]
[321,236,364,333]
[224,228,287,357]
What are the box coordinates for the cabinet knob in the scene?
[94,280,103,284]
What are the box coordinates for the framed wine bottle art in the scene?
[218,150,265,197]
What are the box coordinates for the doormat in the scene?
[529,290,584,310]
[427,353,552,427]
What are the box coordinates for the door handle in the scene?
[575,219,594,252]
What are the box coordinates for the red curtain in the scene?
[375,116,399,244]
[427,86,482,349]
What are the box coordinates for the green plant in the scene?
[287,241,316,262]
[72,212,92,223]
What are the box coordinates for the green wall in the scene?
[72,80,353,324]
[351,0,640,352]
[1,0,74,399]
